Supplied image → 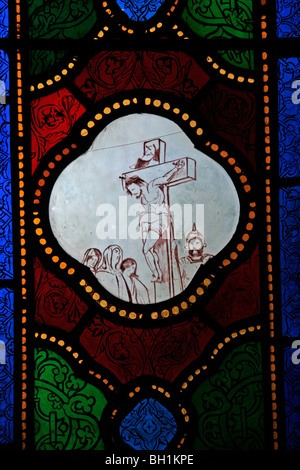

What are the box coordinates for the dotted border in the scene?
[33,96,256,321]
[101,0,180,35]
[16,4,28,443]
[206,56,255,84]
[35,331,115,392]
[29,51,255,94]
[30,57,78,93]
[179,324,261,391]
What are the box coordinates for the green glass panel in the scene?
[28,0,97,39]
[191,341,264,450]
[29,50,68,77]
[182,0,254,70]
[34,348,107,450]
[218,48,254,70]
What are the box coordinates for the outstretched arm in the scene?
[151,159,185,187]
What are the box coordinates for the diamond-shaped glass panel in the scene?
[120,398,177,450]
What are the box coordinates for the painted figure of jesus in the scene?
[124,159,185,282]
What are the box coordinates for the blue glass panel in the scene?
[284,346,300,450]
[0,288,14,444]
[116,0,165,21]
[278,58,300,178]
[279,187,300,337]
[277,1,300,38]
[0,1,8,38]
[120,398,177,450]
[0,49,12,279]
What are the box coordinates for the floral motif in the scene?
[120,398,177,450]
[34,257,88,332]
[278,58,300,177]
[31,89,86,173]
[277,0,300,37]
[205,246,260,326]
[0,49,12,280]
[80,315,214,383]
[182,0,254,70]
[116,0,165,21]
[192,342,264,450]
[283,347,300,449]
[28,0,97,39]
[34,348,107,450]
[0,289,13,444]
[199,84,256,168]
[73,51,209,102]
[279,187,300,337]
[0,0,8,38]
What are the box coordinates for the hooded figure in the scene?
[96,245,131,302]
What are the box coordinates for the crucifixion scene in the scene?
[120,138,198,301]
[49,113,240,304]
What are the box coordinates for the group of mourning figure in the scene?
[82,245,150,304]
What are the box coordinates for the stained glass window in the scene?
[0,0,300,456]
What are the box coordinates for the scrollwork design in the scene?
[28,0,97,76]
[182,0,254,70]
[34,257,89,332]
[192,342,264,450]
[284,346,300,450]
[120,398,177,450]
[279,187,300,337]
[74,50,209,102]
[0,0,8,38]
[0,288,14,444]
[28,0,97,39]
[0,49,12,279]
[278,58,300,178]
[115,0,165,21]
[80,315,214,383]
[31,90,86,173]
[199,84,256,168]
[34,347,107,450]
[277,0,300,37]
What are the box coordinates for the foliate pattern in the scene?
[28,37,263,451]
[0,49,12,279]
[279,187,300,337]
[205,246,260,327]
[28,0,97,76]
[31,90,86,173]
[198,84,256,168]
[80,315,214,383]
[28,0,97,39]
[34,257,89,332]
[29,49,68,77]
[192,342,264,450]
[73,50,209,102]
[277,0,300,38]
[278,58,300,178]
[284,347,300,450]
[34,348,107,450]
[181,0,254,70]
[116,0,165,21]
[0,0,8,38]
[0,288,14,444]
[120,398,177,450]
